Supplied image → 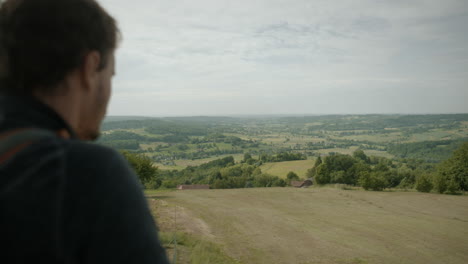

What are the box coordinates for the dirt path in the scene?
[148,198,215,240]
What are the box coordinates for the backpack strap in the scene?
[0,128,57,165]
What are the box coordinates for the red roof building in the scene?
[290,180,313,188]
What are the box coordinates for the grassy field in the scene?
[148,187,468,264]
[312,147,393,159]
[153,154,245,170]
[335,133,403,143]
[407,130,468,142]
[259,159,316,179]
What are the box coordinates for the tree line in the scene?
[308,143,467,194]
[121,141,467,195]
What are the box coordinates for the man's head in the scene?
[0,0,119,140]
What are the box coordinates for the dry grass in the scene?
[148,187,468,264]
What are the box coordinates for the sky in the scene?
[99,0,468,116]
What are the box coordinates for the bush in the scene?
[253,174,286,187]
[121,151,160,187]
[330,170,345,183]
[287,171,299,181]
[438,142,468,191]
[397,177,414,190]
[314,164,331,185]
[415,174,433,193]
[433,173,448,194]
[161,180,178,189]
[359,172,388,191]
[144,178,162,189]
[445,177,461,195]
[244,181,254,188]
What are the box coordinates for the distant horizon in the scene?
[105,112,468,119]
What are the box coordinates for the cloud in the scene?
[99,0,468,116]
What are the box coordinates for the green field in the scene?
[259,159,315,179]
[312,147,394,159]
[100,114,468,167]
[153,154,245,170]
[148,188,468,264]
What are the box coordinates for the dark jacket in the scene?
[0,96,169,263]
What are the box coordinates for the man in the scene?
[0,0,169,263]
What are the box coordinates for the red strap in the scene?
[0,128,70,166]
[0,141,34,164]
[0,128,32,141]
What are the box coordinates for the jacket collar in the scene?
[0,96,78,139]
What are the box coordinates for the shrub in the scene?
[121,151,159,187]
[253,174,286,187]
[437,142,468,191]
[359,172,388,191]
[432,173,448,194]
[314,164,331,185]
[330,170,345,183]
[161,180,178,189]
[144,178,162,189]
[244,181,254,188]
[287,171,299,181]
[415,174,433,193]
[445,177,461,195]
[397,177,414,190]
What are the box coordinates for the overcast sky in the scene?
[99,0,468,116]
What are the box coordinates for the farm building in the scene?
[290,179,313,188]
[177,184,210,190]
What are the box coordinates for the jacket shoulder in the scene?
[65,140,121,160]
[64,140,137,183]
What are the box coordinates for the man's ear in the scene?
[80,51,101,92]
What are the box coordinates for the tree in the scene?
[330,170,345,183]
[253,174,285,187]
[306,156,323,178]
[314,156,323,167]
[121,151,160,188]
[353,149,370,163]
[243,153,256,165]
[252,167,262,176]
[244,181,254,188]
[314,154,358,185]
[287,171,300,181]
[433,173,448,194]
[161,180,177,189]
[374,162,389,172]
[383,170,404,188]
[445,177,461,195]
[358,171,388,191]
[396,166,416,189]
[438,142,468,191]
[314,164,331,185]
[346,162,371,185]
[415,174,433,193]
[325,154,356,172]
